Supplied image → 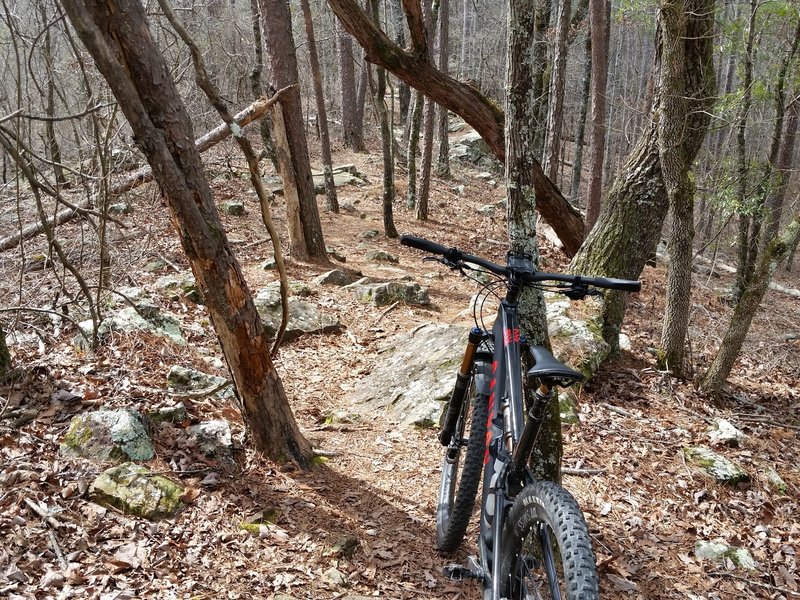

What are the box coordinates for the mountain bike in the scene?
[400,235,641,600]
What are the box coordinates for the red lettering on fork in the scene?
[503,328,520,345]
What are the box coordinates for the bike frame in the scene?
[472,258,553,598]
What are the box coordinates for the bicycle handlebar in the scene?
[400,234,641,293]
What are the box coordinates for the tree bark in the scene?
[584,0,609,233]
[336,19,365,150]
[259,0,328,262]
[435,0,451,177]
[58,0,313,465]
[569,32,592,207]
[327,0,586,256]
[248,0,279,172]
[0,323,11,378]
[543,0,571,183]
[507,0,558,484]
[300,0,339,213]
[570,0,715,351]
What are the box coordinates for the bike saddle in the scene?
[527,346,584,386]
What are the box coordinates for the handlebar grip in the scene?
[592,277,641,292]
[400,235,453,256]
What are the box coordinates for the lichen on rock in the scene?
[90,462,185,520]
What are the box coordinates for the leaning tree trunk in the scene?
[702,217,800,396]
[327,0,586,256]
[59,0,313,466]
[570,0,715,352]
[507,0,558,484]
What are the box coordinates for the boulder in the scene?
[707,418,746,447]
[351,323,468,427]
[254,283,342,340]
[223,201,245,216]
[683,446,750,486]
[187,420,234,460]
[695,540,757,570]
[364,250,398,263]
[313,269,360,287]
[90,462,184,520]
[60,408,154,462]
[155,273,202,304]
[344,278,430,307]
[166,365,233,400]
[78,299,185,346]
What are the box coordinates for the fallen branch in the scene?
[0,94,282,252]
[708,571,800,597]
[562,467,607,476]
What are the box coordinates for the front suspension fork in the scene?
[439,327,484,446]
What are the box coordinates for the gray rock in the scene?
[108,202,133,215]
[707,418,745,447]
[155,274,202,304]
[684,446,750,486]
[361,229,380,239]
[323,567,349,587]
[352,324,467,427]
[765,468,788,494]
[78,301,185,346]
[326,247,347,263]
[90,462,184,520]
[187,420,233,459]
[147,402,188,424]
[313,269,360,287]
[223,201,245,216]
[449,131,496,167]
[695,540,757,570]
[254,283,342,340]
[344,278,430,307]
[365,250,398,263]
[60,409,154,462]
[166,365,233,400]
[144,260,166,272]
[477,204,496,215]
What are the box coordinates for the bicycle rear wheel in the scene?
[499,481,599,599]
[436,361,489,553]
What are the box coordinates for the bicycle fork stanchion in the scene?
[440,327,484,446]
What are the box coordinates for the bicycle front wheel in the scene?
[499,481,599,599]
[436,362,489,554]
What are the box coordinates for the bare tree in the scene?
[584,0,609,233]
[300,0,339,213]
[58,0,313,465]
[543,0,571,183]
[259,0,328,262]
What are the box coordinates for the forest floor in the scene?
[1,132,799,600]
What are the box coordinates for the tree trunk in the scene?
[260,0,328,262]
[530,0,553,160]
[327,0,586,256]
[368,0,398,238]
[702,216,800,395]
[59,0,313,466]
[543,0,571,182]
[569,32,592,207]
[248,0,279,172]
[584,0,609,233]
[336,19,365,150]
[658,0,707,377]
[435,0,451,177]
[0,323,10,379]
[732,0,758,301]
[570,0,715,351]
[507,0,558,484]
[300,0,339,213]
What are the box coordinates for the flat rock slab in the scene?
[79,302,185,346]
[684,446,750,486]
[344,277,430,307]
[60,408,154,462]
[254,283,342,341]
[91,462,184,520]
[351,323,467,427]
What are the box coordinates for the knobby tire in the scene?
[436,366,489,554]
[499,481,599,599]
